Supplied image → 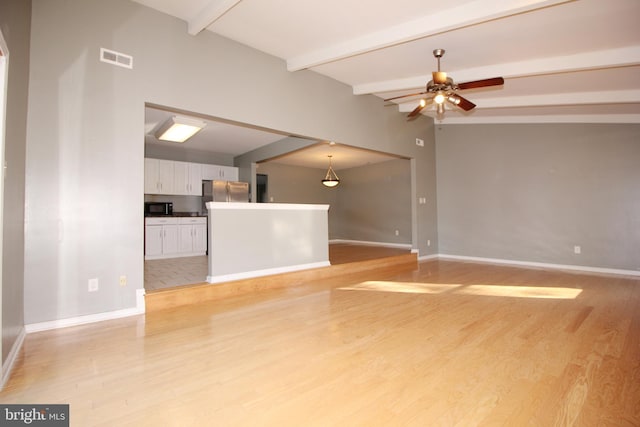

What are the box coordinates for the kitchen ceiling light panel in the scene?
[155,116,207,143]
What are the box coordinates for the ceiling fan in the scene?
[384,49,504,120]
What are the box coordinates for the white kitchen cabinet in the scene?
[144,158,175,194]
[145,217,178,259]
[146,158,236,195]
[178,217,207,255]
[173,161,203,196]
[145,158,240,196]
[201,164,238,181]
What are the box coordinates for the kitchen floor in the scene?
[144,256,208,291]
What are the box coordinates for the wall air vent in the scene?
[100,48,133,69]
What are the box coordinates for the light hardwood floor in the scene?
[3,258,639,426]
[144,243,411,291]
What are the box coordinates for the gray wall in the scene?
[255,159,413,246]
[255,162,334,205]
[234,136,319,201]
[436,123,640,271]
[335,159,412,245]
[0,0,30,365]
[24,0,436,323]
[253,161,338,236]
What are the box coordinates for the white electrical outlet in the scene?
[88,278,99,292]
[427,240,431,247]
[416,138,424,147]
[574,245,581,254]
[395,230,399,236]
[119,275,127,286]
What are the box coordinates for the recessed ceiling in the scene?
[261,142,405,170]
[133,0,640,124]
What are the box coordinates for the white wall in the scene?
[25,0,436,323]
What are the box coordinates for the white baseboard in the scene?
[417,253,439,262]
[432,253,640,277]
[207,261,331,284]
[330,239,412,250]
[1,327,26,390]
[25,288,146,333]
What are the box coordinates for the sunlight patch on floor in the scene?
[339,281,460,294]
[339,281,582,299]
[459,284,582,299]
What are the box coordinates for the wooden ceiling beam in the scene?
[188,0,243,35]
[356,46,640,95]
[286,0,572,72]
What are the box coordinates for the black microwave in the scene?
[145,202,173,216]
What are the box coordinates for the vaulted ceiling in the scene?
[133,0,640,124]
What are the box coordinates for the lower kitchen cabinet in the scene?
[145,217,207,260]
[178,217,207,255]
[145,218,178,259]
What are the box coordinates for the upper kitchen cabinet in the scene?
[174,161,202,196]
[144,158,175,195]
[202,164,239,181]
[144,158,239,195]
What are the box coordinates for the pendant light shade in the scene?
[322,155,340,188]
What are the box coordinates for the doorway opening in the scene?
[256,174,268,203]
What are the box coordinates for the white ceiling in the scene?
[140,0,640,167]
[145,106,287,155]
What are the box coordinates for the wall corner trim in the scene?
[1,327,26,390]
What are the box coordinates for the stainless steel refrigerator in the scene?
[202,180,249,208]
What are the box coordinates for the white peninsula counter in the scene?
[206,202,330,284]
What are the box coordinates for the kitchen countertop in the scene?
[145,212,206,218]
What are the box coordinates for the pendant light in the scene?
[322,155,340,188]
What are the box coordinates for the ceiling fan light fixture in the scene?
[447,94,461,105]
[155,116,207,143]
[322,155,340,188]
[383,49,504,121]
